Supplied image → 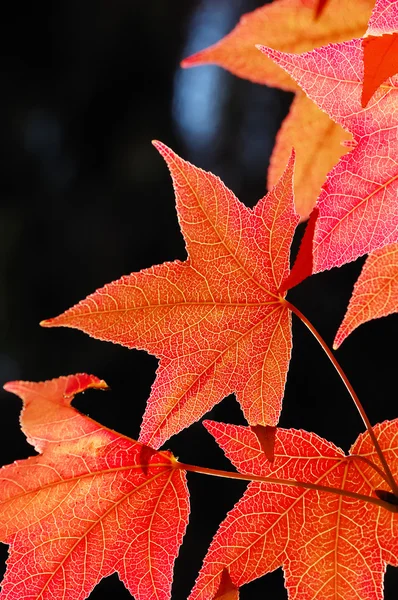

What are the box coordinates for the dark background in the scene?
[0,1,397,598]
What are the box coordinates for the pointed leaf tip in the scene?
[40,318,54,327]
[3,374,109,403]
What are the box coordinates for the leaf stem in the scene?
[176,461,398,513]
[284,300,398,497]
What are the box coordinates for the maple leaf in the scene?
[334,243,398,348]
[41,143,300,450]
[182,0,371,218]
[190,420,398,600]
[0,374,189,600]
[259,32,398,272]
[181,0,372,89]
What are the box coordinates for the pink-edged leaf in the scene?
[259,39,398,272]
[1,375,189,600]
[334,243,398,348]
[190,420,398,600]
[367,0,398,35]
[41,145,300,449]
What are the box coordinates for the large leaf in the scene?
[260,34,398,271]
[190,420,398,600]
[0,375,189,600]
[182,0,371,219]
[334,243,398,347]
[41,144,300,449]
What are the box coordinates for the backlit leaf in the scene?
[334,243,398,348]
[362,33,398,107]
[268,93,352,218]
[190,420,398,600]
[260,36,398,271]
[182,0,372,90]
[213,568,239,600]
[367,0,398,35]
[0,375,189,600]
[42,144,300,449]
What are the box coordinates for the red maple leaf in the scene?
[259,30,398,272]
[0,374,189,600]
[334,243,398,348]
[361,0,398,106]
[367,0,398,35]
[182,0,372,218]
[41,144,300,449]
[362,33,398,107]
[190,420,398,600]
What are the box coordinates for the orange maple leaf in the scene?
[0,375,189,600]
[42,144,301,449]
[190,420,398,600]
[182,0,372,218]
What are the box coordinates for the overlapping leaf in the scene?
[260,32,398,272]
[361,0,398,106]
[182,0,372,218]
[0,374,189,600]
[182,0,372,89]
[190,420,398,600]
[42,144,300,449]
[334,243,398,347]
[362,33,398,107]
[267,93,351,218]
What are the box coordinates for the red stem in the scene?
[176,461,398,513]
[285,300,398,497]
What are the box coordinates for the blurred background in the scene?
[0,1,397,598]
